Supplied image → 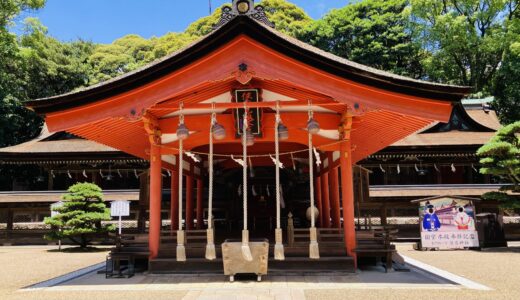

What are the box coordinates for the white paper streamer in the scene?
[451,163,456,173]
[252,185,257,196]
[472,164,478,172]
[185,151,200,162]
[434,164,440,172]
[67,170,73,179]
[414,164,419,172]
[397,164,401,174]
[270,154,285,169]
[117,169,123,178]
[134,169,139,178]
[313,147,321,167]
[266,185,270,197]
[82,170,88,178]
[380,164,386,173]
[231,155,245,167]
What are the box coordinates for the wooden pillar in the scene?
[320,173,331,228]
[196,179,203,229]
[329,166,341,228]
[6,207,13,231]
[170,169,179,232]
[381,203,388,226]
[340,140,356,261]
[148,143,162,259]
[185,175,194,230]
[315,175,323,227]
[137,170,149,233]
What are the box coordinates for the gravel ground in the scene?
[0,245,186,300]
[2,243,519,300]
[306,242,520,300]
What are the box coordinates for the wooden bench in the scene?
[107,233,150,278]
[354,227,397,272]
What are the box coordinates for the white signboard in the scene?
[419,197,479,249]
[111,200,130,217]
[50,201,64,217]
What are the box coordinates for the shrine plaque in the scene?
[234,89,262,136]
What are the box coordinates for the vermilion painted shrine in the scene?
[25,0,470,274]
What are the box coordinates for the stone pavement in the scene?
[21,266,459,300]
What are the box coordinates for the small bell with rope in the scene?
[307,100,320,259]
[274,101,285,260]
[176,103,187,262]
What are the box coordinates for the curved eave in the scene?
[25,16,471,115]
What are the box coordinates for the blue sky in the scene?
[15,0,349,44]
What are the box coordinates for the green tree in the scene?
[44,183,114,248]
[493,16,520,124]
[477,121,520,208]
[185,0,311,38]
[0,0,45,147]
[411,0,518,91]
[300,0,424,78]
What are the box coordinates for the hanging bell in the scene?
[177,123,190,140]
[211,122,226,140]
[277,122,289,141]
[307,118,320,134]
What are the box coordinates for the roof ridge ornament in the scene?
[213,0,275,30]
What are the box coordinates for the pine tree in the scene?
[44,182,114,248]
[477,121,520,208]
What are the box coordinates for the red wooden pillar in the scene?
[315,175,323,227]
[170,168,179,232]
[340,140,356,263]
[329,166,341,228]
[196,179,203,229]
[149,143,162,259]
[320,172,331,228]
[185,175,194,230]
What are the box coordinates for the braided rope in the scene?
[308,129,315,228]
[160,140,344,158]
[275,105,281,230]
[178,138,183,231]
[242,110,248,231]
[208,113,215,230]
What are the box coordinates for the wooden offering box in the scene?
[221,239,269,282]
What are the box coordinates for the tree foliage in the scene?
[1,0,519,150]
[477,121,520,208]
[300,0,424,78]
[44,183,114,248]
[411,0,518,91]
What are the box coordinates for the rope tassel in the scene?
[309,227,320,259]
[205,228,216,260]
[274,228,285,260]
[176,229,186,261]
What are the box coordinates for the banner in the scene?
[418,197,479,249]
